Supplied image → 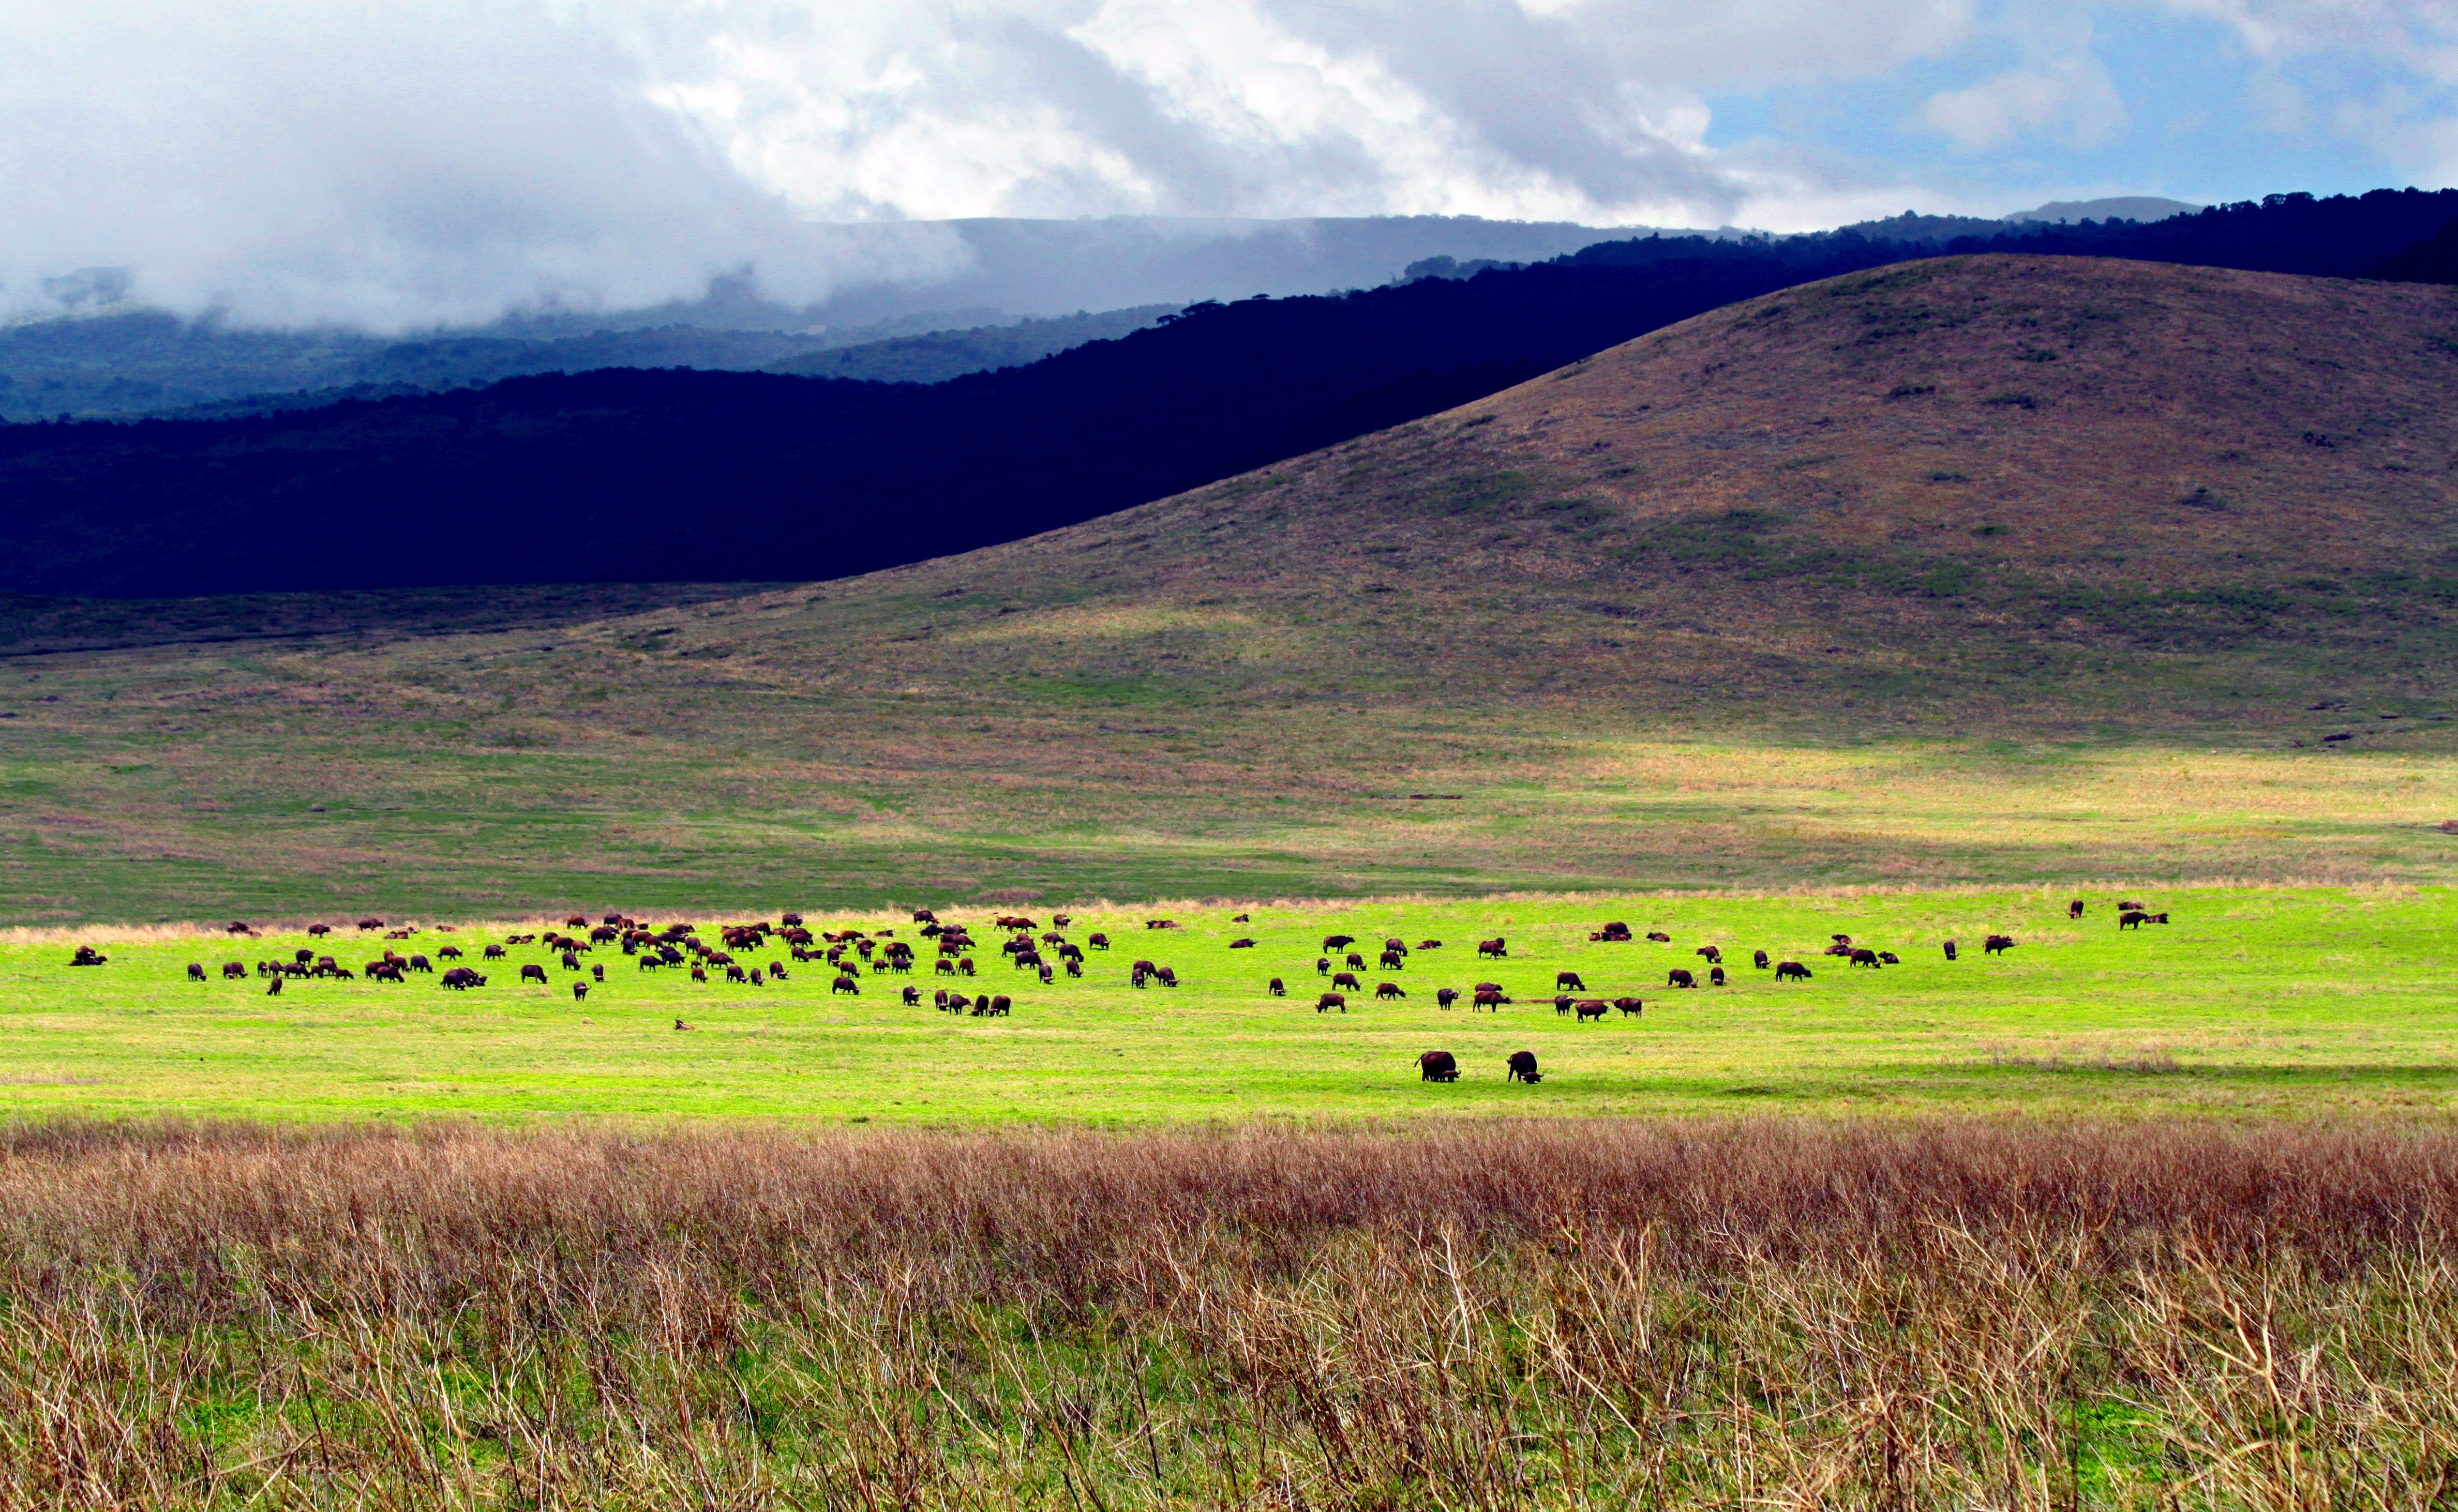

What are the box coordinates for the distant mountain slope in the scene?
[7,189,2457,601]
[634,255,2458,720]
[761,307,1176,384]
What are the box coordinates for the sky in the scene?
[1,0,2451,328]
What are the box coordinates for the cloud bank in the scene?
[1,0,2451,329]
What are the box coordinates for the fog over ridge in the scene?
[0,0,2447,331]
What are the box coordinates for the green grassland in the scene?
[7,885,2453,1123]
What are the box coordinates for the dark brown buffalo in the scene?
[187,962,208,982]
[266,976,282,995]
[1267,977,1287,996]
[1477,938,1507,959]
[1667,968,1697,988]
[1087,933,1110,949]
[1419,1051,1459,1083]
[1645,931,1671,943]
[221,961,246,980]
[1375,981,1406,1000]
[1753,949,1770,969]
[1555,970,1586,991]
[1574,1000,1609,1022]
[1332,971,1362,991]
[1614,997,1643,1017]
[1942,940,1958,961]
[519,964,547,984]
[2119,911,2150,929]
[1378,950,1405,970]
[1709,966,1726,986]
[1229,939,1257,949]
[1323,934,1356,950]
[831,975,861,994]
[1472,989,1504,1011]
[68,945,107,966]
[1417,940,1442,950]
[1553,995,1575,1016]
[1435,987,1459,1008]
[1696,945,1722,964]
[2069,899,2086,918]
[1506,1050,1541,1083]
[1849,948,1881,967]
[572,982,589,1001]
[1774,961,1812,981]
[902,986,921,1004]
[1316,992,1347,1014]
[1345,952,1366,970]
[1384,938,1407,954]
[1984,934,2015,955]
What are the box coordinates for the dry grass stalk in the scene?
[2,1117,2456,1507]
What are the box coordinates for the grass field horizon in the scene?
[8,881,2452,1124]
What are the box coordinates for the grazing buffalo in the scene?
[936,959,956,976]
[1878,952,1899,965]
[1316,992,1347,1014]
[1375,981,1407,1000]
[1378,950,1405,970]
[1155,967,1179,988]
[1472,989,1505,1011]
[1614,997,1644,1017]
[1556,971,1586,991]
[2119,911,2169,929]
[1419,1051,1459,1083]
[690,966,708,984]
[408,954,432,973]
[1849,949,1881,968]
[572,983,589,1002]
[1942,940,1958,961]
[1332,971,1362,991]
[441,967,486,990]
[520,964,548,984]
[1477,938,1508,959]
[1984,934,2016,955]
[912,909,937,923]
[1709,966,1726,986]
[1696,946,1722,964]
[831,975,861,995]
[1774,961,1812,981]
[1507,1050,1541,1083]
[1667,969,1697,989]
[221,961,246,980]
[1324,934,1356,950]
[483,944,506,960]
[1268,978,1287,996]
[945,994,972,1014]
[1645,932,1671,943]
[1087,934,1110,949]
[1345,953,1366,970]
[980,995,1012,1017]
[266,977,282,995]
[902,986,921,1004]
[185,961,207,982]
[1435,987,1459,1009]
[1315,957,1332,976]
[2069,899,2086,918]
[1383,937,1407,955]
[1574,1000,1609,1023]
[726,965,748,984]
[437,945,463,960]
[1753,950,1771,970]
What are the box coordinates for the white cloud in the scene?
[0,0,2448,330]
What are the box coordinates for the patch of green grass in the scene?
[9,884,2454,1123]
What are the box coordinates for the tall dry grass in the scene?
[3,1118,2456,1508]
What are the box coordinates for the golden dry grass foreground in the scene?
[5,255,2458,918]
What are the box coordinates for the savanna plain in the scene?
[12,256,2458,1505]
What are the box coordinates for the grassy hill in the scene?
[6,256,2457,920]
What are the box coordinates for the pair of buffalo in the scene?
[1418,1050,1541,1083]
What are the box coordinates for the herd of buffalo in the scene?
[77,896,2167,1085]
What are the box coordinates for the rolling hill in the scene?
[7,254,2457,920]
